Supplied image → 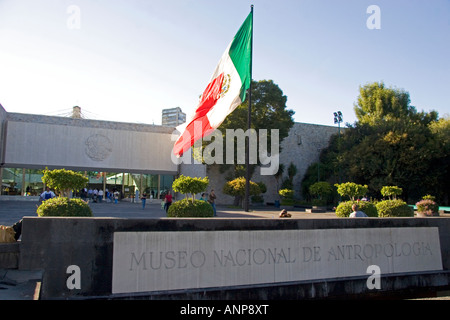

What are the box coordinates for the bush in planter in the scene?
[167,199,213,217]
[416,195,439,216]
[37,197,92,217]
[279,189,294,206]
[376,199,413,217]
[335,201,378,217]
[172,175,209,202]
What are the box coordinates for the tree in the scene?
[354,82,415,125]
[223,177,261,207]
[309,182,333,202]
[209,79,295,178]
[381,186,403,200]
[172,175,209,203]
[38,168,91,217]
[335,182,368,201]
[303,82,449,205]
[41,168,88,197]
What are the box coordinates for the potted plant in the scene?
[416,195,439,217]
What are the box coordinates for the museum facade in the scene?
[0,104,178,200]
[0,104,339,204]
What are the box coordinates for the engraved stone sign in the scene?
[112,228,442,294]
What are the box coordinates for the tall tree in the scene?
[208,79,295,179]
[354,82,416,125]
[302,82,449,204]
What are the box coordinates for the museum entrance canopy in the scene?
[0,106,178,197]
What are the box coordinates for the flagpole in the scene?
[244,4,253,212]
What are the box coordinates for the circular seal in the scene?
[85,134,112,161]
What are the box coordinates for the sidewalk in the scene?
[0,199,337,225]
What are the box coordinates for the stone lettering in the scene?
[213,247,296,267]
[113,228,442,294]
[303,246,320,262]
[327,242,434,262]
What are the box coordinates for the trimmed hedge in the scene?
[335,201,378,217]
[167,199,214,217]
[37,197,93,217]
[376,199,414,217]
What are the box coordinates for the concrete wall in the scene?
[207,123,340,205]
[3,113,177,174]
[19,217,450,299]
[0,104,7,165]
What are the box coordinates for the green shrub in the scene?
[376,199,414,217]
[223,177,261,197]
[380,186,403,200]
[309,181,333,202]
[42,168,88,197]
[335,201,378,217]
[278,189,294,199]
[37,197,93,217]
[280,198,295,206]
[335,182,368,201]
[251,195,264,204]
[167,199,214,217]
[172,175,209,202]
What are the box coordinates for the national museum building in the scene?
[0,105,178,200]
[0,104,340,204]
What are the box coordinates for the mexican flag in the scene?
[173,10,253,157]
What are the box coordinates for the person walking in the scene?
[98,189,104,203]
[164,191,172,213]
[141,192,147,209]
[113,190,119,204]
[208,189,217,216]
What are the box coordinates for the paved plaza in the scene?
[0,199,337,226]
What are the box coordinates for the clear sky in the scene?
[0,0,449,127]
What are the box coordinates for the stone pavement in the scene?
[0,199,337,226]
[0,269,42,300]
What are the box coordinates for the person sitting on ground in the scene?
[279,209,291,218]
[349,203,368,217]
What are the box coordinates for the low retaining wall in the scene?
[19,217,450,299]
[0,243,20,269]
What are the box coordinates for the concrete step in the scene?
[0,269,43,300]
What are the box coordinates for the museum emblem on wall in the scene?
[85,134,112,161]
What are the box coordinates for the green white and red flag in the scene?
[173,11,253,157]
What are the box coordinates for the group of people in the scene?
[199,190,217,216]
[38,186,366,219]
[80,188,120,204]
